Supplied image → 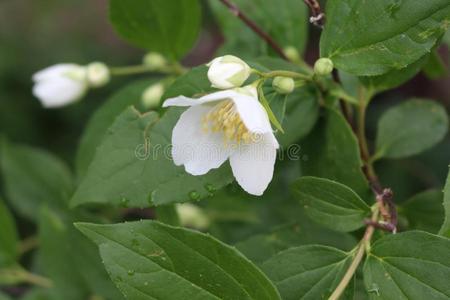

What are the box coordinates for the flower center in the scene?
[202,100,251,144]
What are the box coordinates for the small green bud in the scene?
[143,52,167,70]
[86,62,110,88]
[314,58,334,76]
[272,76,295,94]
[176,203,210,230]
[283,46,300,62]
[141,83,165,109]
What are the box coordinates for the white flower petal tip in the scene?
[168,87,278,196]
[207,55,251,89]
[32,64,88,108]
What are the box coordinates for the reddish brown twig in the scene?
[357,98,397,233]
[304,0,325,28]
[364,219,396,233]
[219,0,288,60]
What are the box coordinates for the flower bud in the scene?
[314,58,334,76]
[272,76,295,94]
[143,52,167,70]
[86,62,110,88]
[141,83,165,109]
[207,55,251,89]
[176,203,210,230]
[284,46,300,62]
[32,64,88,108]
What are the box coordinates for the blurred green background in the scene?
[0,0,142,164]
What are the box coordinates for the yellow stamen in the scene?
[202,100,250,144]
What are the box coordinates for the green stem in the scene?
[19,235,39,255]
[260,70,312,80]
[22,271,53,288]
[357,97,378,186]
[109,65,155,76]
[329,207,380,300]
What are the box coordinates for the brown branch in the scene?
[219,0,288,60]
[304,0,325,28]
[357,98,397,233]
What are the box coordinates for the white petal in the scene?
[32,64,81,82]
[208,62,243,89]
[33,77,86,108]
[229,132,278,196]
[163,90,244,108]
[171,104,234,175]
[231,92,273,134]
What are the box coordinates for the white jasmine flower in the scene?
[207,55,251,89]
[163,85,279,196]
[32,64,88,108]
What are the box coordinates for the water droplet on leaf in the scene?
[188,191,200,201]
[204,183,215,193]
[147,192,155,206]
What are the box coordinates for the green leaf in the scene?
[0,292,11,300]
[321,0,450,76]
[364,231,450,299]
[155,205,180,226]
[71,107,233,208]
[210,0,308,58]
[76,220,282,300]
[0,140,73,221]
[162,66,213,99]
[258,84,284,133]
[291,177,371,232]
[401,189,444,233]
[38,207,122,300]
[109,0,201,59]
[20,289,55,300]
[38,208,88,300]
[422,49,448,79]
[301,108,371,200]
[277,87,319,147]
[375,99,449,159]
[235,222,357,265]
[76,78,159,178]
[261,245,353,300]
[0,198,18,267]
[359,55,428,93]
[439,169,450,237]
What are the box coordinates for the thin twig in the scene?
[357,102,397,232]
[304,0,325,28]
[329,207,379,300]
[219,0,288,60]
[330,86,398,299]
